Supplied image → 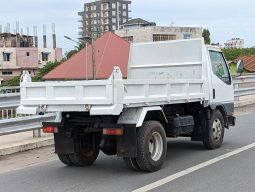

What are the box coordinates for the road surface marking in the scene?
[132,142,255,192]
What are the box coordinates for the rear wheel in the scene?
[69,134,101,167]
[68,149,99,167]
[136,121,167,172]
[203,110,225,149]
[58,154,73,166]
[123,158,141,171]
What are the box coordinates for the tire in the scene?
[203,110,225,149]
[68,149,100,167]
[58,154,73,166]
[136,121,167,172]
[123,158,141,171]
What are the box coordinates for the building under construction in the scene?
[0,33,34,48]
[0,24,62,81]
[78,0,131,39]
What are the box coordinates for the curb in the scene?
[0,137,54,156]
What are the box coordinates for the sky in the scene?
[0,0,254,53]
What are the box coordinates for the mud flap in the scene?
[116,124,137,158]
[54,130,75,155]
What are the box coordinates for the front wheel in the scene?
[136,121,167,172]
[203,110,225,149]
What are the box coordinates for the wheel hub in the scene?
[148,132,163,161]
[212,119,222,141]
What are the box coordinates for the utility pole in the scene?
[85,40,88,80]
[91,32,96,80]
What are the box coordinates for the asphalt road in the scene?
[0,112,255,192]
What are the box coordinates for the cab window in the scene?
[209,51,231,85]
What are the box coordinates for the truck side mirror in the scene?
[236,60,244,74]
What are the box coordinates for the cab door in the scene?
[208,48,234,106]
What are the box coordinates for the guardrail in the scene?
[0,93,20,109]
[0,87,20,108]
[0,87,21,119]
[233,75,255,107]
[0,86,20,94]
[0,114,56,137]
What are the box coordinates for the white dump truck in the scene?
[17,39,235,172]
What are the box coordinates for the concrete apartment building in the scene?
[78,0,131,38]
[115,19,203,43]
[224,38,244,49]
[0,32,62,81]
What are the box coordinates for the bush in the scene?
[35,60,61,80]
[1,76,21,87]
[223,48,255,61]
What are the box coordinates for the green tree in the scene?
[223,48,255,61]
[1,76,21,87]
[65,42,85,60]
[202,29,211,45]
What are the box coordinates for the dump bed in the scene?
[17,39,209,116]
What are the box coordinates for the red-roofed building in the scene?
[43,32,130,80]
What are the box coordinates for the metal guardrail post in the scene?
[233,80,239,102]
[33,129,42,138]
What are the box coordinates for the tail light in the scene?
[103,128,123,136]
[43,126,58,133]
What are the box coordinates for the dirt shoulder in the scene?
[235,104,255,116]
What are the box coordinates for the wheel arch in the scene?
[118,106,168,128]
[210,105,229,128]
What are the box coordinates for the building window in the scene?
[2,71,13,75]
[122,36,133,43]
[41,52,50,62]
[183,33,192,39]
[123,4,127,9]
[112,18,116,23]
[123,11,127,17]
[3,52,11,61]
[112,3,116,9]
[112,11,116,16]
[123,18,127,24]
[102,3,109,10]
[112,25,117,30]
[26,52,30,57]
[153,34,176,42]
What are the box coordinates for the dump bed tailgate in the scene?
[20,80,113,105]
[18,79,117,114]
